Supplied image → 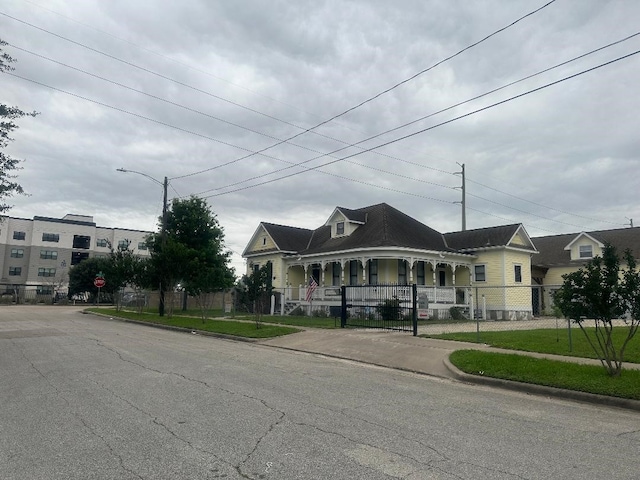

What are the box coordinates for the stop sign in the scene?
[94,277,106,288]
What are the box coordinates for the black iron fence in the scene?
[341,284,418,335]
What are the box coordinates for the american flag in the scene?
[306,276,318,302]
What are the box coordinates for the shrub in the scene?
[449,306,466,320]
[377,297,401,321]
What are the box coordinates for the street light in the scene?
[117,168,169,316]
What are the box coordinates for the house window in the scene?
[253,263,260,275]
[416,261,426,285]
[38,267,56,277]
[96,238,108,248]
[332,262,341,286]
[73,235,91,249]
[398,260,408,285]
[368,259,378,285]
[42,233,60,242]
[71,252,89,265]
[579,245,593,258]
[474,265,486,282]
[36,286,53,295]
[13,231,26,240]
[40,250,58,260]
[10,248,24,258]
[349,260,358,285]
[336,222,345,235]
[9,267,22,276]
[514,264,522,283]
[438,270,446,287]
[138,242,147,250]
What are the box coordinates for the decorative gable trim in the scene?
[507,225,538,253]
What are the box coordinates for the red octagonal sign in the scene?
[94,277,106,288]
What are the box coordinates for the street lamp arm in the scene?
[116,168,164,187]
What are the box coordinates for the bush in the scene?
[289,306,306,316]
[312,308,328,317]
[377,297,401,321]
[449,306,466,320]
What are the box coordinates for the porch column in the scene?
[409,259,415,283]
[320,261,326,286]
[452,263,457,285]
[341,259,345,284]
[362,258,367,283]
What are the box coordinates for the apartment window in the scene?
[42,233,60,242]
[13,231,26,240]
[474,265,486,282]
[9,267,22,276]
[38,267,56,277]
[40,250,58,260]
[579,245,593,258]
[416,261,426,285]
[349,260,358,285]
[336,222,345,235]
[367,259,378,285]
[514,264,522,283]
[138,242,147,250]
[10,248,24,258]
[96,238,108,248]
[71,252,90,265]
[73,235,91,249]
[398,260,408,285]
[117,239,130,250]
[332,262,341,286]
[36,286,53,295]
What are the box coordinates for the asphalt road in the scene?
[1,306,639,479]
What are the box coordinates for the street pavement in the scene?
[3,306,640,479]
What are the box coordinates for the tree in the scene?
[147,196,235,318]
[68,257,111,302]
[238,264,274,328]
[1,39,38,214]
[101,239,142,311]
[554,244,640,377]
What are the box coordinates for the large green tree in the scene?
[1,39,38,214]
[68,257,111,301]
[147,196,235,318]
[554,244,640,377]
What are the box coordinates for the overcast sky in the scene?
[2,0,639,274]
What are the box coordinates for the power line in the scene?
[0,1,557,182]
[200,49,640,199]
[191,31,640,195]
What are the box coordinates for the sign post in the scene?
[94,272,106,306]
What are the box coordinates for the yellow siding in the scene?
[245,253,284,288]
[474,250,505,285]
[510,232,527,246]
[246,227,276,253]
[454,267,471,285]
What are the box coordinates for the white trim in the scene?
[563,232,605,250]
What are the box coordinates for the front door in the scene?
[438,270,446,287]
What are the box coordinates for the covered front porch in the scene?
[276,255,474,318]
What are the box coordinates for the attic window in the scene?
[336,222,345,235]
[262,237,267,246]
[579,245,593,258]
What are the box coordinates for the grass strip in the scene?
[450,350,640,400]
[88,308,300,338]
[424,327,640,363]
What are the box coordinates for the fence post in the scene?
[482,295,486,320]
[340,285,347,328]
[412,283,418,336]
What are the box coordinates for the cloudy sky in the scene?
[2,0,639,274]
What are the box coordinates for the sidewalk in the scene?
[258,328,640,411]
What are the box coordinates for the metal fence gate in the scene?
[340,284,418,335]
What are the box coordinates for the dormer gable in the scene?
[325,207,366,239]
[564,232,604,260]
[243,223,277,256]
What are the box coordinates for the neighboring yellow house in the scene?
[532,227,640,315]
[243,203,538,320]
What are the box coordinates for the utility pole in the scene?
[455,163,466,231]
[159,176,168,317]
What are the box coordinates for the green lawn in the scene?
[234,314,342,329]
[424,327,640,363]
[450,350,640,400]
[87,308,300,338]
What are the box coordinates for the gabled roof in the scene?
[303,203,451,255]
[262,223,313,252]
[532,227,640,267]
[563,232,604,251]
[444,224,536,252]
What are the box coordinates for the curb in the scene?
[84,310,262,343]
[443,356,640,412]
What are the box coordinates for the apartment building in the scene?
[0,213,152,297]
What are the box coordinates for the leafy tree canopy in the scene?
[1,39,38,215]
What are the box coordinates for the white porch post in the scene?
[362,258,367,283]
[409,258,415,283]
[341,259,345,284]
